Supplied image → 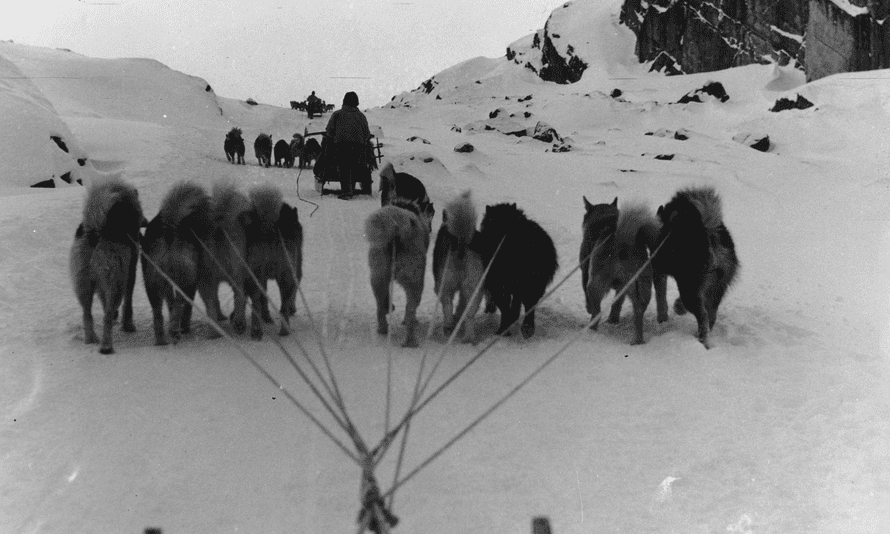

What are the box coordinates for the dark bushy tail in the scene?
[248,184,284,228]
[210,181,250,227]
[157,181,210,239]
[82,176,144,241]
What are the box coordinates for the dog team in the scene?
[71,164,738,354]
[224,127,322,169]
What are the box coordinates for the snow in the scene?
[1,1,890,532]
[828,0,870,17]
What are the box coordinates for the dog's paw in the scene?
[99,346,115,355]
[673,298,687,315]
[520,323,535,339]
[84,331,100,344]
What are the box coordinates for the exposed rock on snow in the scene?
[770,94,815,112]
[677,81,730,104]
[530,121,563,143]
[733,131,771,152]
[406,136,431,144]
[454,142,475,153]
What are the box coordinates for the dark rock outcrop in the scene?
[770,94,814,112]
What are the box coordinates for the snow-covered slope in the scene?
[1,1,889,533]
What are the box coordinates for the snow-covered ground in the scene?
[1,1,889,532]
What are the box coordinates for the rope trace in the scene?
[381,230,671,499]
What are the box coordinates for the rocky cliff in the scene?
[506,0,890,84]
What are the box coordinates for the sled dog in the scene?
[653,186,739,349]
[70,176,145,354]
[432,190,485,342]
[365,199,435,347]
[254,133,273,168]
[141,181,211,345]
[242,184,303,340]
[196,181,252,335]
[477,203,558,338]
[582,197,668,345]
[378,161,430,208]
[224,127,245,164]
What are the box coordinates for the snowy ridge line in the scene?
[132,233,362,465]
[382,230,670,499]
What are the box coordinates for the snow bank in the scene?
[0,51,96,189]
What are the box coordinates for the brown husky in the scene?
[70,176,145,354]
[432,190,485,343]
[582,197,668,345]
[365,198,435,347]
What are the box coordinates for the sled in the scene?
[310,132,383,196]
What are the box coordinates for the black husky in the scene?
[141,181,211,346]
[477,203,558,338]
[653,186,739,349]
[254,133,273,167]
[242,184,303,340]
[378,161,430,208]
[70,177,145,354]
[274,139,292,167]
[224,127,245,164]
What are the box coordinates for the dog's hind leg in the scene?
[76,284,100,345]
[402,283,423,348]
[678,283,711,349]
[99,291,122,355]
[277,275,297,337]
[121,247,138,332]
[608,293,625,324]
[654,271,669,323]
[586,273,610,330]
[520,287,545,339]
[629,277,653,345]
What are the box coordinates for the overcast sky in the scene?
[2,0,567,108]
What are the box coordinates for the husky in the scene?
[432,190,485,343]
[365,199,435,347]
[254,133,273,168]
[141,181,211,345]
[242,184,303,340]
[582,197,668,345]
[290,134,304,169]
[477,203,558,338]
[653,186,739,349]
[196,181,252,335]
[70,176,145,354]
[302,137,322,168]
[224,127,245,164]
[274,139,292,167]
[378,161,430,208]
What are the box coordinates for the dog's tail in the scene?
[365,204,424,251]
[157,181,210,237]
[248,184,284,228]
[378,161,396,200]
[616,202,660,253]
[82,176,144,240]
[444,190,477,250]
[678,186,724,232]
[210,181,250,227]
